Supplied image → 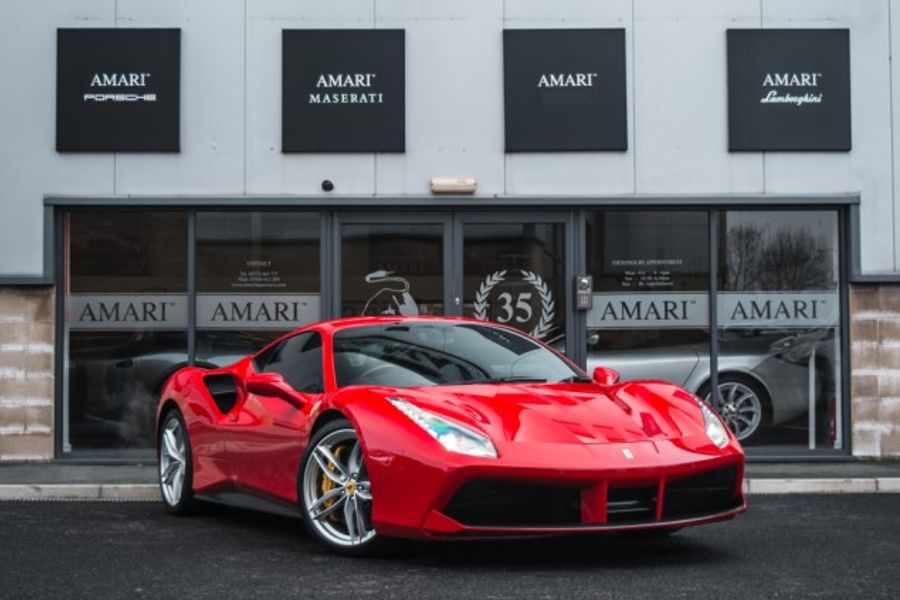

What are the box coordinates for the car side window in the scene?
[258,332,324,394]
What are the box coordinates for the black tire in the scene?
[698,374,771,443]
[158,408,202,515]
[298,418,384,556]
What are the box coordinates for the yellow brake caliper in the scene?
[320,445,346,522]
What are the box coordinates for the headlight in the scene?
[388,397,497,458]
[700,402,730,448]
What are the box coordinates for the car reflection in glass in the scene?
[69,331,262,449]
[580,329,836,445]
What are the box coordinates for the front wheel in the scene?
[299,419,382,555]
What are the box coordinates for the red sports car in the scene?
[157,317,745,555]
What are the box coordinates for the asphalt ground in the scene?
[0,495,897,599]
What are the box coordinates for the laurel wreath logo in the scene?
[472,269,555,339]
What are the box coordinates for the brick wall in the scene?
[850,285,900,458]
[0,286,54,461]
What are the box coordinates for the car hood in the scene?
[380,381,703,446]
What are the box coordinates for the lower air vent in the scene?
[443,480,581,527]
[662,466,740,520]
[606,485,658,524]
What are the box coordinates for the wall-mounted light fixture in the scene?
[430,177,477,195]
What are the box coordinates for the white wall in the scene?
[0,0,895,274]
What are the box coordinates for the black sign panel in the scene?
[727,29,851,151]
[503,29,627,152]
[282,30,405,152]
[56,28,181,152]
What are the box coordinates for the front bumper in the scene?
[420,506,745,540]
[368,438,745,540]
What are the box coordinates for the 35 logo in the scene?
[472,270,555,339]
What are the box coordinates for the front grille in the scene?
[606,485,658,524]
[439,466,741,530]
[442,479,581,527]
[662,466,740,520]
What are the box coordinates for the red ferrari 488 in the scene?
[157,317,745,555]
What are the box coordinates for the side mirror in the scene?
[592,366,620,386]
[246,372,304,407]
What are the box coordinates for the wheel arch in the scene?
[310,408,352,438]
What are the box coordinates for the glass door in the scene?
[337,215,451,318]
[454,214,572,354]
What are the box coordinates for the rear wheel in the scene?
[158,408,201,514]
[299,419,382,556]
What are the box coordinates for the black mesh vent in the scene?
[606,485,658,524]
[662,466,740,520]
[442,480,582,527]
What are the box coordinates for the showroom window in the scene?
[584,208,844,451]
[58,206,846,457]
[717,210,842,449]
[585,210,711,390]
[63,210,321,455]
[64,211,188,453]
[195,211,321,364]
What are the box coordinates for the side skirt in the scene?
[196,486,303,520]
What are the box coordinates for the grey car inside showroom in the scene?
[0,0,898,465]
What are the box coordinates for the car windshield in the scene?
[332,322,583,388]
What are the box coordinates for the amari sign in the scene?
[56,28,181,152]
[503,29,627,151]
[67,294,322,330]
[67,295,187,330]
[719,292,839,329]
[282,29,405,152]
[197,294,320,329]
[588,293,709,329]
[587,292,839,330]
[727,29,851,151]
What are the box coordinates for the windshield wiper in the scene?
[560,375,593,383]
[449,376,548,385]
[490,376,547,383]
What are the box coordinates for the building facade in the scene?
[1,0,899,462]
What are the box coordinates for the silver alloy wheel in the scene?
[706,381,763,441]
[159,416,187,506]
[302,428,376,547]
